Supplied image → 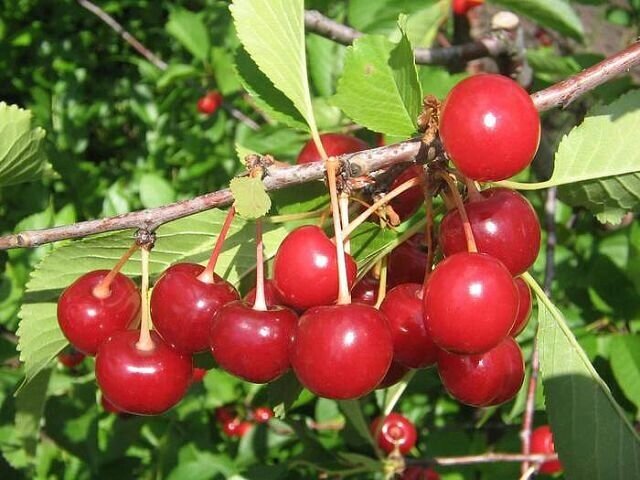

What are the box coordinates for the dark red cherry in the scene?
[388,165,424,222]
[210,301,297,383]
[423,252,518,354]
[439,188,541,275]
[402,467,441,480]
[371,412,417,455]
[511,277,532,337]
[57,270,140,355]
[377,362,410,389]
[296,133,368,164]
[388,234,428,288]
[191,367,208,383]
[58,348,85,368]
[531,425,563,474]
[380,283,439,369]
[351,272,379,306]
[222,418,252,438]
[252,407,274,423]
[273,226,357,310]
[244,279,283,307]
[150,263,239,354]
[215,406,236,424]
[437,336,524,407]
[95,330,192,415]
[452,0,484,15]
[290,304,393,399]
[197,91,223,115]
[439,74,540,181]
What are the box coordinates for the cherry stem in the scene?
[326,157,351,305]
[350,196,394,229]
[421,194,435,291]
[464,176,483,202]
[197,206,236,284]
[374,256,388,309]
[438,172,478,253]
[136,246,154,351]
[339,193,351,254]
[341,177,421,241]
[92,243,139,299]
[252,219,267,312]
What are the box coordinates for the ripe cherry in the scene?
[351,272,379,306]
[252,407,274,423]
[222,418,252,438]
[57,270,140,355]
[402,467,441,480]
[101,395,124,415]
[439,188,541,275]
[296,133,368,164]
[437,336,524,407]
[531,425,563,474]
[388,165,424,222]
[150,263,239,354]
[380,283,439,369]
[439,74,540,181]
[423,252,518,354]
[387,234,428,288]
[371,413,417,455]
[244,279,283,307]
[377,361,410,389]
[95,330,192,415]
[210,301,297,383]
[273,225,357,310]
[58,348,85,368]
[511,277,532,337]
[215,406,236,424]
[191,367,208,383]
[197,91,223,115]
[452,0,484,15]
[290,304,393,399]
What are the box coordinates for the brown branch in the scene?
[407,452,558,467]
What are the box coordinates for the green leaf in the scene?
[167,448,235,480]
[14,369,51,462]
[0,102,47,187]
[530,274,640,480]
[230,0,319,133]
[229,177,271,219]
[268,371,303,419]
[489,0,584,41]
[610,335,640,411]
[333,32,422,137]
[166,7,211,62]
[157,64,199,90]
[419,65,467,100]
[307,34,342,97]
[16,210,289,386]
[337,400,375,447]
[139,173,176,208]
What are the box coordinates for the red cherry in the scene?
[452,0,484,15]
[439,188,541,275]
[191,367,208,383]
[402,467,441,480]
[222,418,252,438]
[351,272,379,306]
[371,412,417,455]
[101,395,124,414]
[215,406,236,424]
[58,348,85,368]
[531,425,563,474]
[291,304,393,399]
[244,279,283,307]
[388,234,428,288]
[252,406,274,423]
[511,277,532,337]
[380,283,439,369]
[95,330,192,415]
[377,362,410,389]
[210,301,297,383]
[437,336,524,407]
[272,226,357,310]
[150,263,239,354]
[439,74,540,181]
[57,270,140,355]
[296,133,368,164]
[388,165,424,222]
[197,91,223,115]
[423,252,518,354]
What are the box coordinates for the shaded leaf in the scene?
[166,8,211,62]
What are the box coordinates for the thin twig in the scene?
[406,452,558,467]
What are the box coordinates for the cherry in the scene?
[371,412,417,455]
[351,272,379,306]
[439,74,540,181]
[150,263,239,354]
[439,188,541,275]
[191,367,208,383]
[222,418,252,438]
[380,283,439,369]
[58,348,85,368]
[377,361,410,389]
[95,330,192,415]
[197,91,223,115]
[290,303,393,399]
[452,0,484,15]
[57,270,140,355]
[101,395,124,415]
[387,234,428,288]
[296,133,368,164]
[531,425,563,475]
[423,252,518,354]
[215,405,236,424]
[244,279,283,307]
[388,165,424,222]
[402,467,441,480]
[252,406,274,423]
[510,277,532,337]
[437,336,524,407]
[210,300,297,383]
[272,225,357,310]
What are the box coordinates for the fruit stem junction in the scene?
[92,243,139,299]
[438,172,478,253]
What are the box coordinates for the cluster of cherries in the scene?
[214,404,274,438]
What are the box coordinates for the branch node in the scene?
[135,229,156,250]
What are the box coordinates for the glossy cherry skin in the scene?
[296,133,368,164]
[252,407,274,423]
[388,165,424,222]
[388,234,428,288]
[511,277,532,337]
[273,225,357,310]
[210,301,297,383]
[222,419,252,438]
[351,272,379,306]
[291,304,393,399]
[377,361,410,389]
[95,330,192,415]
[371,413,418,455]
[531,425,563,475]
[380,283,439,369]
[101,395,124,415]
[150,263,240,354]
[439,74,540,181]
[197,91,223,115]
[58,348,85,368]
[244,279,283,308]
[423,252,518,354]
[57,270,141,355]
[402,467,440,480]
[439,188,541,275]
[452,0,484,15]
[437,336,524,407]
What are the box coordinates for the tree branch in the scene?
[407,452,558,467]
